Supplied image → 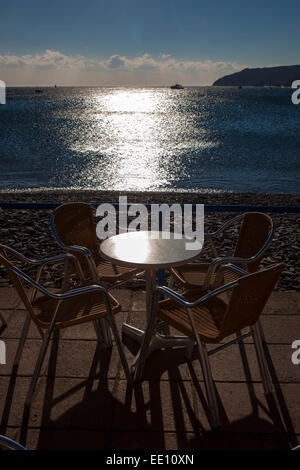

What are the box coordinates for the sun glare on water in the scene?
[70,88,182,190]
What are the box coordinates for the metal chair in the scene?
[170,212,274,292]
[51,202,143,286]
[137,263,284,428]
[0,245,132,406]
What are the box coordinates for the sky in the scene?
[0,0,300,86]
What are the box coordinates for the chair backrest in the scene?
[233,212,274,272]
[219,263,284,339]
[52,203,99,257]
[0,247,37,324]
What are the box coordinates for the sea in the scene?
[0,86,299,193]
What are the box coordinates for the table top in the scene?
[99,231,203,269]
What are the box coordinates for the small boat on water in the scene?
[35,89,43,94]
[170,83,184,89]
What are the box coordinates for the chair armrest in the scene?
[156,279,239,308]
[205,213,244,238]
[51,214,93,257]
[64,245,93,257]
[212,263,249,289]
[1,245,80,267]
[217,263,249,277]
[11,264,107,300]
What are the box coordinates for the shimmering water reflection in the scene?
[0,86,299,193]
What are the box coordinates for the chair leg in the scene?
[106,316,132,384]
[197,339,221,428]
[97,318,113,348]
[14,315,31,367]
[25,327,53,407]
[132,293,159,382]
[257,319,267,344]
[252,323,272,395]
[93,320,105,343]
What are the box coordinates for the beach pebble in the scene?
[0,190,299,291]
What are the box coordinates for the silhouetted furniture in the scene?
[51,202,142,286]
[137,263,284,428]
[99,230,204,374]
[0,245,132,406]
[170,212,274,292]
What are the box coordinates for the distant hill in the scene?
[213,65,300,87]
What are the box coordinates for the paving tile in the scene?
[191,344,300,383]
[125,309,148,331]
[278,384,300,435]
[120,342,194,381]
[0,308,129,341]
[30,377,116,430]
[186,432,293,450]
[23,428,108,450]
[0,287,299,450]
[52,339,121,379]
[108,430,294,450]
[192,381,300,435]
[132,291,146,312]
[251,316,300,344]
[111,379,208,432]
[59,311,128,339]
[110,288,133,311]
[109,431,170,450]
[0,288,24,309]
[0,376,34,428]
[2,426,296,450]
[0,309,42,339]
[0,376,116,429]
[120,342,300,383]
[293,292,300,309]
[0,338,51,377]
[264,292,300,315]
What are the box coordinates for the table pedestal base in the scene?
[122,323,195,380]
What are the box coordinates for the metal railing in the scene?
[0,201,300,213]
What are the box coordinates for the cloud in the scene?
[0,49,249,86]
[107,55,126,69]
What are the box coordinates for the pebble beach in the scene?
[0,189,299,291]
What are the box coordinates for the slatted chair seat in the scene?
[173,262,243,291]
[32,290,121,330]
[93,255,140,282]
[159,292,226,342]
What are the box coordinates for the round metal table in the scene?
[100,230,203,379]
